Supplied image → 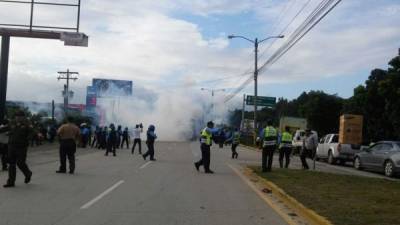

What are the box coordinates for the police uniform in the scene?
[262,126,277,172]
[231,131,240,159]
[4,119,33,187]
[279,131,293,168]
[195,127,213,173]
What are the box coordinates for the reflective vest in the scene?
[280,131,293,149]
[263,126,277,146]
[200,127,212,146]
[232,132,240,144]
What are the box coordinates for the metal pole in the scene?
[254,38,258,145]
[76,0,81,32]
[66,69,70,115]
[0,35,10,122]
[241,94,245,130]
[51,100,55,122]
[30,0,34,31]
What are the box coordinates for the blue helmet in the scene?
[148,125,155,131]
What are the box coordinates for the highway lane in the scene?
[0,142,290,225]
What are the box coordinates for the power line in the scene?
[224,0,342,102]
[258,0,313,61]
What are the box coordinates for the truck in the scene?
[279,117,308,153]
[279,116,307,133]
[316,133,362,164]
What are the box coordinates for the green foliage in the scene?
[230,53,400,142]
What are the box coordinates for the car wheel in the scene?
[354,157,362,170]
[328,151,335,165]
[384,160,394,177]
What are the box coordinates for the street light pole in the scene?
[201,88,225,120]
[228,34,284,144]
[254,38,258,144]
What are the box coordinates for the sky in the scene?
[1,0,400,104]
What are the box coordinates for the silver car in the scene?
[354,141,400,177]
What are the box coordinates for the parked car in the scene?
[292,129,317,154]
[354,141,400,177]
[316,133,363,164]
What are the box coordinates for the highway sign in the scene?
[246,95,276,107]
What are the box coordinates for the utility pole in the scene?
[0,36,10,122]
[241,94,246,130]
[57,69,78,115]
[254,38,258,144]
[201,88,225,120]
[228,34,284,145]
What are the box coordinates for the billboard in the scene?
[92,79,132,97]
[86,86,97,107]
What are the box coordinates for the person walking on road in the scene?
[143,125,157,161]
[279,126,293,168]
[194,121,215,174]
[0,119,9,171]
[120,127,130,149]
[56,117,80,174]
[105,124,117,156]
[3,111,33,188]
[132,124,143,154]
[261,120,278,172]
[230,128,240,159]
[300,129,318,170]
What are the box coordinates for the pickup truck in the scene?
[316,133,362,164]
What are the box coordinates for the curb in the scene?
[244,167,333,225]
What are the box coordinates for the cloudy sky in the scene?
[2,0,400,105]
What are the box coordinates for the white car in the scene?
[292,129,317,154]
[316,133,362,164]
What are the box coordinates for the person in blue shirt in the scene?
[143,125,157,161]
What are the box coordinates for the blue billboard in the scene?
[92,79,132,97]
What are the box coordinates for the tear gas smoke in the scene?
[96,84,238,141]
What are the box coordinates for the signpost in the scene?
[246,95,276,107]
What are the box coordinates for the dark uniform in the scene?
[194,121,214,174]
[262,126,277,172]
[143,125,157,161]
[120,127,130,149]
[0,121,9,171]
[4,113,33,188]
[279,131,293,168]
[105,124,117,156]
[231,130,240,159]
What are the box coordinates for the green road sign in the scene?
[246,95,276,107]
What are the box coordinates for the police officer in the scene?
[261,120,277,172]
[56,117,80,174]
[231,128,240,159]
[279,126,293,168]
[194,121,214,174]
[120,127,130,149]
[3,111,33,188]
[142,125,157,161]
[105,124,117,156]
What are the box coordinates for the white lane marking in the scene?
[140,161,152,169]
[80,180,125,209]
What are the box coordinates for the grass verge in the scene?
[250,166,400,225]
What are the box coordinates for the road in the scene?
[0,142,290,225]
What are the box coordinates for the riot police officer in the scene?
[261,120,278,172]
[194,121,214,174]
[3,111,33,188]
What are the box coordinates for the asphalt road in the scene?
[0,142,291,225]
